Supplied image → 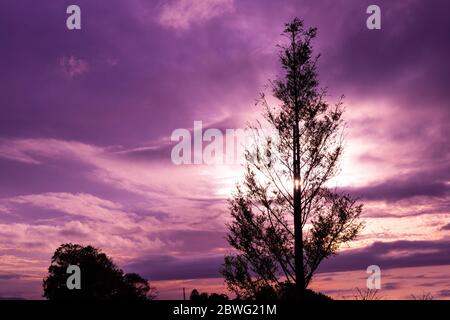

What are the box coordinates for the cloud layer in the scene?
[0,0,449,299]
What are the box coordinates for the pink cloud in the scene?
[58,56,89,78]
[0,138,239,226]
[158,0,234,30]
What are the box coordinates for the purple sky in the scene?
[0,0,449,299]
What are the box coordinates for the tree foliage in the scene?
[190,289,229,302]
[43,243,156,300]
[222,18,363,300]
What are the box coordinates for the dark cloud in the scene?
[322,0,450,107]
[126,239,450,282]
[318,239,450,273]
[153,230,227,253]
[340,166,450,202]
[126,254,224,281]
[0,1,267,146]
[0,273,22,280]
[125,230,228,281]
[383,282,401,290]
[116,115,246,163]
[437,290,450,298]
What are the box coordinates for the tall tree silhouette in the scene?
[43,243,156,300]
[222,18,363,300]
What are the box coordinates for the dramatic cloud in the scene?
[0,0,449,299]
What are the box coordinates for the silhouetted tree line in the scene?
[190,289,229,302]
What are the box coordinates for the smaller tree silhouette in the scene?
[352,288,382,300]
[246,283,331,301]
[410,292,434,300]
[190,289,229,302]
[43,243,156,300]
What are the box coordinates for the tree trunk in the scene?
[293,89,305,298]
